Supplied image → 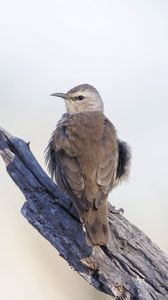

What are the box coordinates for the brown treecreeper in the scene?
[46,84,131,246]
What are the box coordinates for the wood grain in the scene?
[0,127,168,300]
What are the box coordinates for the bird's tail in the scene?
[83,199,110,246]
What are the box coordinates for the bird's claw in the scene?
[110,206,124,214]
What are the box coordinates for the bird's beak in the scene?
[50,93,70,100]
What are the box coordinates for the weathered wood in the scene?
[0,127,168,300]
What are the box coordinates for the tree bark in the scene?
[0,127,168,300]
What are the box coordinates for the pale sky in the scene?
[0,1,168,300]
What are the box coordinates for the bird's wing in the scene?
[45,115,84,202]
[95,118,118,208]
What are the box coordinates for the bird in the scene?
[45,84,131,246]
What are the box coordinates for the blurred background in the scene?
[0,0,168,299]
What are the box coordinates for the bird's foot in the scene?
[110,206,124,214]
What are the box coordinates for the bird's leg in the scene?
[92,245,98,256]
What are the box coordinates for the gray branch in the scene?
[0,127,168,300]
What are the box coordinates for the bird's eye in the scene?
[77,95,84,101]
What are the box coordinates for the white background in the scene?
[0,1,168,299]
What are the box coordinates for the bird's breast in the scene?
[67,111,105,143]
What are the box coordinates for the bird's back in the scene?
[46,111,118,245]
[66,111,118,196]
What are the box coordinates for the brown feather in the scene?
[46,111,119,246]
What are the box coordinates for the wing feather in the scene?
[96,118,118,208]
[45,116,84,201]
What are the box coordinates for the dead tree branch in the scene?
[0,127,168,300]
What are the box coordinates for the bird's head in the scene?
[50,84,104,114]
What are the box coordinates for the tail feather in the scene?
[83,199,110,246]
